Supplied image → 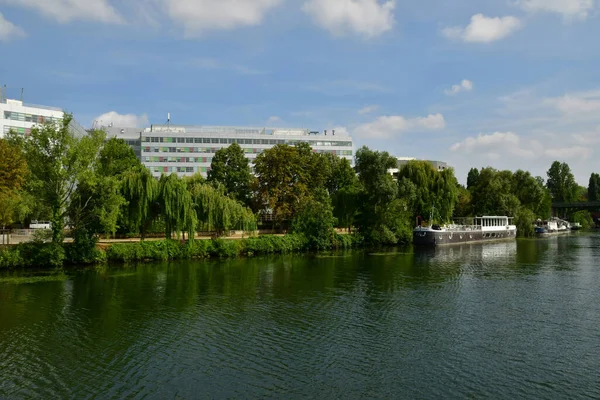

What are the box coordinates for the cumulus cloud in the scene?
[303,0,396,38]
[166,0,281,36]
[544,90,600,115]
[443,14,522,43]
[450,132,592,165]
[358,105,379,115]
[0,12,25,40]
[445,79,473,96]
[355,113,445,138]
[94,111,149,128]
[518,0,594,19]
[2,0,123,24]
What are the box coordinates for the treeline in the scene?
[0,116,597,268]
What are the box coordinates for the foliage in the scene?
[514,208,536,238]
[208,143,253,207]
[588,173,600,202]
[571,210,594,229]
[97,138,141,178]
[0,138,27,193]
[292,191,336,250]
[466,168,479,191]
[8,116,105,244]
[546,161,578,203]
[454,186,472,218]
[354,147,411,245]
[158,174,197,241]
[186,176,257,236]
[253,144,328,227]
[121,166,160,238]
[396,160,459,223]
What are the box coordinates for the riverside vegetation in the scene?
[0,115,597,269]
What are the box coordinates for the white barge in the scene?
[413,216,517,246]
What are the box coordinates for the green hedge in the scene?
[0,233,362,269]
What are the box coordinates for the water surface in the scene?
[1,234,600,398]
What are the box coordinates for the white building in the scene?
[0,98,64,138]
[141,125,354,178]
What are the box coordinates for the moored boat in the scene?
[534,217,571,237]
[413,216,517,246]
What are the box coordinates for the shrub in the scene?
[515,207,536,237]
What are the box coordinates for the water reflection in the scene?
[1,234,600,399]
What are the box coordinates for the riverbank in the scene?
[0,233,362,269]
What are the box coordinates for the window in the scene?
[203,138,211,143]
[177,137,185,143]
[211,138,220,144]
[195,138,202,143]
[186,167,194,173]
[186,138,194,143]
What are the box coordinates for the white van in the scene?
[30,221,52,230]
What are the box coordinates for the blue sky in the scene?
[1,0,600,184]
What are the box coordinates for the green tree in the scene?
[208,143,253,206]
[546,161,578,203]
[158,174,197,241]
[396,160,459,223]
[8,116,105,244]
[466,167,480,191]
[588,173,600,201]
[354,146,410,244]
[186,175,256,236]
[470,168,515,216]
[0,138,27,193]
[253,144,311,228]
[325,156,360,230]
[97,137,141,177]
[121,166,160,239]
[292,189,335,249]
[511,170,551,217]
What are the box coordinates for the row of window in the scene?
[142,146,352,156]
[143,136,352,147]
[144,156,213,163]
[3,126,30,136]
[151,166,209,174]
[3,111,61,124]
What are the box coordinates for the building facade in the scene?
[141,125,354,178]
[1,96,88,139]
[0,98,64,138]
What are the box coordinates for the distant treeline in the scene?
[0,115,596,268]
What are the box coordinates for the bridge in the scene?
[551,201,600,219]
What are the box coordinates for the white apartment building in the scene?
[0,98,65,138]
[141,125,354,178]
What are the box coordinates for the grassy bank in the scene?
[0,233,362,269]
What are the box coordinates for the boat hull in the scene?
[413,228,517,246]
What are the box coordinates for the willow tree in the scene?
[186,175,256,236]
[396,160,459,223]
[121,166,160,239]
[158,174,197,241]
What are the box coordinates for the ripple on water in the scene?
[2,235,600,398]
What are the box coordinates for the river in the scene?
[1,233,600,399]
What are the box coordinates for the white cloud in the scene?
[166,0,281,36]
[2,0,123,24]
[94,111,149,128]
[450,132,528,154]
[443,14,522,43]
[518,0,594,19]
[358,105,379,114]
[303,0,395,38]
[266,116,281,125]
[445,79,473,96]
[355,113,445,138]
[0,12,25,40]
[545,146,593,159]
[544,90,600,115]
